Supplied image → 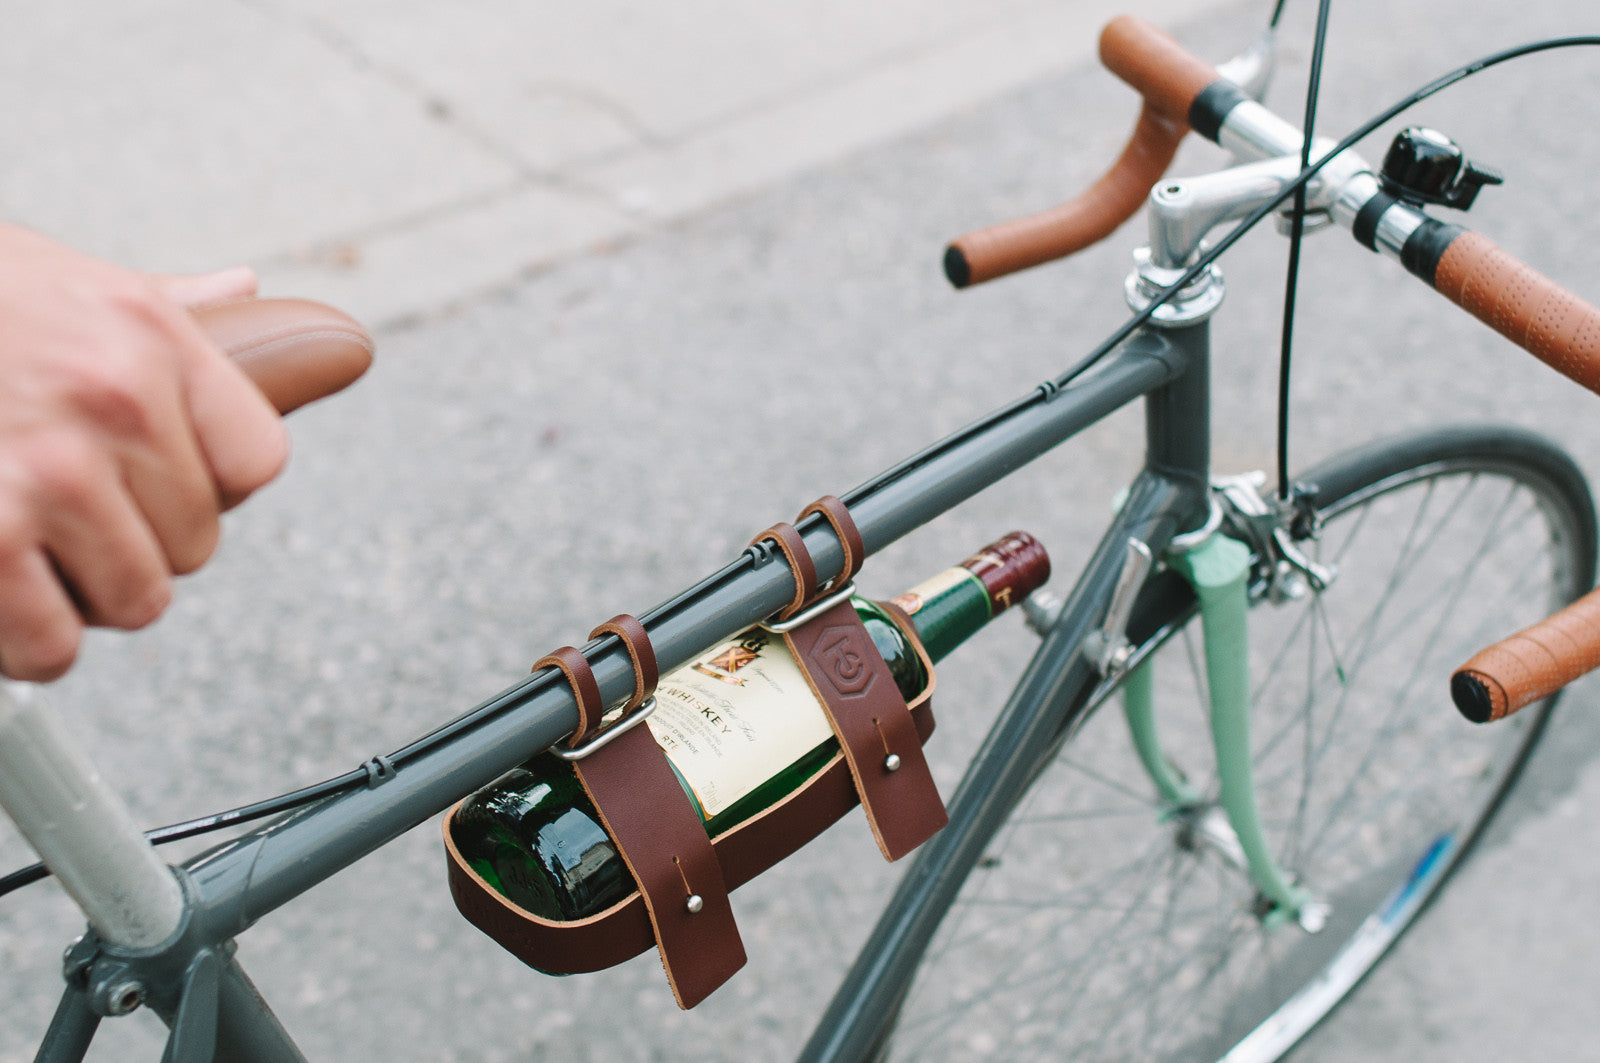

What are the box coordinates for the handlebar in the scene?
[1432,225,1600,720]
[944,17,1225,288]
[950,16,1600,401]
[948,15,1600,390]
[1452,587,1600,722]
[1426,228,1600,395]
[942,108,1183,288]
[942,14,1600,718]
[1097,14,1225,125]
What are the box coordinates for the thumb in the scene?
[149,266,259,310]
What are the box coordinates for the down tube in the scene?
[799,467,1198,1062]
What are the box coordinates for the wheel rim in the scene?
[886,456,1584,1062]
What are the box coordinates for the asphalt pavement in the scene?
[4,0,1600,1060]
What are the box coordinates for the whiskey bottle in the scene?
[451,531,1050,922]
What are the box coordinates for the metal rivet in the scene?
[685,894,704,914]
[884,753,901,773]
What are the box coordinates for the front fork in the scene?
[1116,487,1331,930]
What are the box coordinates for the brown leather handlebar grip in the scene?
[1452,586,1600,722]
[193,298,374,414]
[944,16,1221,288]
[1433,231,1600,396]
[1097,14,1222,125]
[945,106,1187,288]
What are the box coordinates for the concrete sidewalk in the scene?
[5,0,1214,329]
[7,3,1600,1062]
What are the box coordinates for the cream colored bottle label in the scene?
[644,627,833,819]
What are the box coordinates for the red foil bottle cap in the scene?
[960,531,1051,615]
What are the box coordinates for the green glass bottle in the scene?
[451,531,1050,922]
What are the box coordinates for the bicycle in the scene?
[4,2,1600,1060]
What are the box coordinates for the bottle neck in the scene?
[889,568,993,663]
[888,531,1050,663]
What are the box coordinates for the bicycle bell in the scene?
[1379,127,1503,211]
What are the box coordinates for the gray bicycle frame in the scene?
[31,316,1214,1063]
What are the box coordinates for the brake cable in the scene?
[1277,0,1335,502]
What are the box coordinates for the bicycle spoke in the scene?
[887,442,1589,1062]
[1298,478,1529,865]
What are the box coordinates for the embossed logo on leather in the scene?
[811,624,875,698]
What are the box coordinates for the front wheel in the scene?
[880,425,1597,1062]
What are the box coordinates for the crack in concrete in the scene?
[231,0,661,192]
[226,0,661,274]
[588,0,1070,155]
[520,80,669,152]
[251,176,634,270]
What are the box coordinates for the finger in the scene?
[117,418,225,575]
[149,266,258,310]
[38,444,172,629]
[54,321,228,575]
[0,545,84,681]
[168,313,290,510]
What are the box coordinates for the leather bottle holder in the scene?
[442,496,946,1008]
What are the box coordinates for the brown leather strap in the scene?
[589,614,658,713]
[534,646,606,751]
[572,725,745,1007]
[780,601,947,861]
[755,500,947,861]
[798,495,865,590]
[750,522,819,621]
[536,639,744,1008]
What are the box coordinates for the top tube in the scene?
[177,326,1192,932]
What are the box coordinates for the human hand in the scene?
[0,224,290,680]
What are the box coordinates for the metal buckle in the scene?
[551,696,659,761]
[759,582,856,634]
